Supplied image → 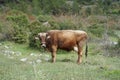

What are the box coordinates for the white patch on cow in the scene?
[46,35,51,39]
[41,43,46,47]
[38,33,47,36]
[42,33,47,36]
[74,46,78,52]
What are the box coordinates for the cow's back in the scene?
[46,30,87,51]
[74,30,88,41]
[47,30,76,51]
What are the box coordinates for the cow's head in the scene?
[35,32,47,48]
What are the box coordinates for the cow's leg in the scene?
[77,47,83,64]
[77,41,84,64]
[51,45,57,63]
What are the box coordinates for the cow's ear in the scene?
[38,33,42,36]
[35,37,39,40]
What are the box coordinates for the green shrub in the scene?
[49,20,60,29]
[58,21,78,30]
[28,21,51,48]
[0,33,4,41]
[116,38,120,48]
[6,10,29,43]
[12,25,28,43]
[37,15,52,22]
[6,10,29,26]
[28,15,60,48]
[88,24,105,37]
[0,21,14,41]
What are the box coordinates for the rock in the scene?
[16,51,22,56]
[36,59,42,63]
[30,53,37,56]
[20,58,27,62]
[4,45,9,49]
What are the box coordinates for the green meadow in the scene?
[0,41,120,80]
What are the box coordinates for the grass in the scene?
[0,41,120,80]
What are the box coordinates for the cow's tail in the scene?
[85,42,88,58]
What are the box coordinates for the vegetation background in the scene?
[0,0,120,80]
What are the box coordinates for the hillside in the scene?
[0,0,120,54]
[0,1,120,80]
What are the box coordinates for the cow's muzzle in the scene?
[41,42,46,48]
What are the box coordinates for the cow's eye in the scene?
[39,37,41,40]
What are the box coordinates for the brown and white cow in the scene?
[36,30,88,64]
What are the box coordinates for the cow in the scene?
[36,30,88,64]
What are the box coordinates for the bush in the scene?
[37,15,52,22]
[102,38,120,57]
[12,25,28,43]
[28,21,51,48]
[88,24,105,37]
[116,38,120,48]
[49,20,60,29]
[58,21,79,30]
[0,33,4,41]
[6,10,29,26]
[0,21,14,41]
[28,15,61,48]
[6,10,29,43]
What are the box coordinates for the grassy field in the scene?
[0,41,120,80]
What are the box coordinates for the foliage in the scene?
[49,20,60,29]
[37,15,52,22]
[88,24,105,37]
[12,25,28,43]
[58,21,79,30]
[28,20,51,48]
[0,0,119,54]
[0,0,120,15]
[116,38,120,48]
[28,15,60,48]
[0,21,14,41]
[6,10,29,27]
[6,10,29,43]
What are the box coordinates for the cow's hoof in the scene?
[77,62,81,65]
[77,61,81,64]
[51,61,55,63]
